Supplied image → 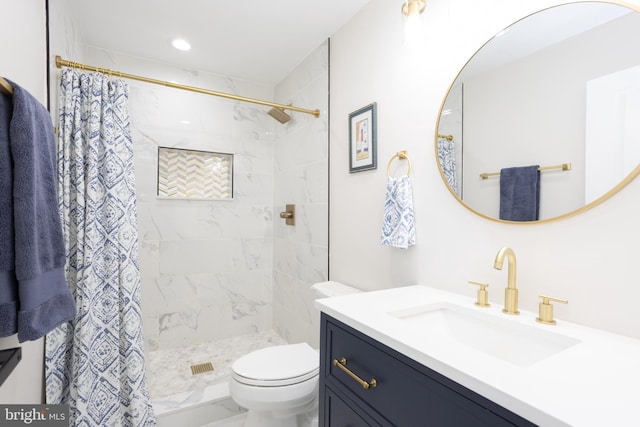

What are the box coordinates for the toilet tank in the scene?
[308,281,361,349]
[311,281,362,299]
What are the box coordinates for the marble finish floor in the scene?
[147,330,287,401]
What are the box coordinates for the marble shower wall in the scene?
[49,6,329,351]
[272,41,330,349]
[82,47,278,351]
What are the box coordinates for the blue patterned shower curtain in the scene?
[438,136,459,195]
[45,68,156,426]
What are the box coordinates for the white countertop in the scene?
[315,285,640,427]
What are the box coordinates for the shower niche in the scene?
[157,147,234,200]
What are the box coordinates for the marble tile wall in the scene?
[50,5,329,353]
[272,41,330,348]
[81,47,278,351]
[80,42,329,351]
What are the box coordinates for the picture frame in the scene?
[349,102,377,173]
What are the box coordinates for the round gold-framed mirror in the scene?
[436,1,640,223]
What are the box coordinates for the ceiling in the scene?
[66,0,371,85]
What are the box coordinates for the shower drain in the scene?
[190,362,214,375]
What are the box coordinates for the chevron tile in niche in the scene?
[157,147,233,200]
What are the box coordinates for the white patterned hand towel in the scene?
[380,175,416,249]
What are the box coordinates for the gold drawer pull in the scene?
[332,358,378,390]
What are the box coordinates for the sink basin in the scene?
[389,302,580,367]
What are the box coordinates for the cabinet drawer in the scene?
[325,385,383,427]
[322,314,535,426]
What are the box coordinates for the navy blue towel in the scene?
[0,90,18,336]
[0,78,75,342]
[499,165,540,221]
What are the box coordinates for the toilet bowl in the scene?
[230,343,319,427]
[229,281,361,427]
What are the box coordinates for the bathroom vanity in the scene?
[319,314,534,426]
[316,285,640,426]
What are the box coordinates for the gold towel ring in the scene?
[387,150,412,178]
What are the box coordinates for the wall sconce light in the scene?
[401,0,426,45]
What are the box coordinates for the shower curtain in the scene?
[438,136,459,195]
[45,68,156,426]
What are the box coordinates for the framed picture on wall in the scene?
[349,102,377,173]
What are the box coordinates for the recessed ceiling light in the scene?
[172,38,191,51]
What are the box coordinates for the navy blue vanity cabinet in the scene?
[319,313,537,427]
[324,385,384,427]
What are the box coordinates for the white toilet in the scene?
[229,281,360,427]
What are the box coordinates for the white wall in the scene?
[48,0,84,116]
[330,0,640,340]
[0,0,47,404]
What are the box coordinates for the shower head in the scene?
[268,106,291,124]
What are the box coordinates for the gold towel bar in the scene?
[438,133,453,141]
[387,150,412,178]
[480,163,572,180]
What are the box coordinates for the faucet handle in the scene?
[468,281,490,307]
[536,295,568,325]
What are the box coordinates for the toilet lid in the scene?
[232,343,319,386]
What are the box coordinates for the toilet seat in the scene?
[232,343,319,387]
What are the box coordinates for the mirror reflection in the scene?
[437,1,640,222]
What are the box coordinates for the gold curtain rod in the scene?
[0,76,13,95]
[480,163,572,180]
[55,56,320,118]
[438,134,453,141]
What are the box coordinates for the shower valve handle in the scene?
[280,204,295,226]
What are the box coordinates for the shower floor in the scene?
[147,330,287,426]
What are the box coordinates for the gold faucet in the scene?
[493,247,519,315]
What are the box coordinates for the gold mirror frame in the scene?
[435,0,640,225]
